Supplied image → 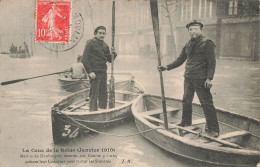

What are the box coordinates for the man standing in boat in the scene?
[82,26,117,111]
[159,20,220,138]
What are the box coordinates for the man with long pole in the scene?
[82,25,117,111]
[159,20,220,137]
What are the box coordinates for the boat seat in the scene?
[218,131,250,140]
[192,118,206,125]
[182,118,207,129]
[115,100,127,104]
[65,99,89,112]
[67,103,88,112]
[80,106,89,110]
[115,90,140,96]
[141,107,180,116]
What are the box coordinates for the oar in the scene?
[1,71,66,86]
[150,0,169,129]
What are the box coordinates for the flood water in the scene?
[0,51,260,167]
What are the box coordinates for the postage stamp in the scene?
[36,0,71,43]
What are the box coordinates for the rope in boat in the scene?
[57,111,168,137]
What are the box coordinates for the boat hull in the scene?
[132,94,260,167]
[52,101,133,143]
[57,73,90,92]
[9,52,30,58]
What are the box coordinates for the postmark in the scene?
[36,1,71,43]
[40,12,84,52]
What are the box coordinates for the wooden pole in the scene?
[150,0,168,129]
[1,71,65,86]
[109,1,116,108]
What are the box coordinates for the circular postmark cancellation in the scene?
[36,0,84,52]
[40,12,84,52]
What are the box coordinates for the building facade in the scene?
[116,0,259,61]
[88,0,259,61]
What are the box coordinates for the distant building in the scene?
[90,0,259,61]
[116,0,259,61]
[216,0,259,61]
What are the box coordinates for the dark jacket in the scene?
[82,37,117,73]
[167,35,216,80]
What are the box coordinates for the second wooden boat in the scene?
[132,94,260,167]
[57,73,90,92]
[9,52,30,58]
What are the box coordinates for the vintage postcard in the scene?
[0,0,259,167]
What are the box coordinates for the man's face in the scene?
[188,25,202,39]
[95,29,106,41]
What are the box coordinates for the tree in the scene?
[159,0,183,59]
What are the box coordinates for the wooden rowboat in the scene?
[57,72,132,92]
[132,94,260,167]
[57,73,90,92]
[52,76,144,144]
[9,52,30,58]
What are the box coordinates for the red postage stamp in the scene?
[36,0,71,43]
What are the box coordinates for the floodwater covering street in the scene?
[0,51,260,167]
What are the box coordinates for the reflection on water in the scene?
[0,53,259,167]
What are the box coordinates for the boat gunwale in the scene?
[132,94,260,156]
[58,72,134,82]
[58,73,89,82]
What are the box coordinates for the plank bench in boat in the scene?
[141,107,180,116]
[115,90,141,96]
[66,99,89,112]
[142,113,243,149]
[218,130,250,140]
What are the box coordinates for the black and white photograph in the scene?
[0,0,259,166]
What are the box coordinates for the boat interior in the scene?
[137,95,260,151]
[55,79,143,113]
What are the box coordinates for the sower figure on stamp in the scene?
[159,20,220,138]
[82,26,117,111]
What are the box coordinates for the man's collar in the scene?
[94,37,103,42]
[190,34,204,42]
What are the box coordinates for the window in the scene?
[228,0,238,16]
[181,0,192,21]
[199,0,213,18]
[200,0,206,18]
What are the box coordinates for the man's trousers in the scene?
[182,78,219,132]
[89,72,107,111]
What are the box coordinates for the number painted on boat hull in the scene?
[62,125,79,138]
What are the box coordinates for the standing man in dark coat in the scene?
[159,20,219,137]
[82,26,117,111]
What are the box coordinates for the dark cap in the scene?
[186,20,203,29]
[94,26,106,35]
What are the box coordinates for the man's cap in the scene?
[186,20,203,29]
[94,26,106,35]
